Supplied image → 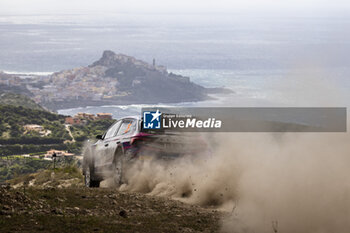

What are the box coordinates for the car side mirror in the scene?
[96,135,103,140]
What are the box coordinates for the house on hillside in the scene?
[76,112,95,120]
[24,124,43,131]
[44,149,75,160]
[64,112,113,125]
[23,124,50,136]
[65,116,82,125]
[96,113,112,119]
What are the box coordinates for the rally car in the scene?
[82,116,208,187]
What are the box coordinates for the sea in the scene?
[1,13,350,119]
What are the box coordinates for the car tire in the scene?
[84,165,100,188]
[112,149,124,186]
[83,147,100,188]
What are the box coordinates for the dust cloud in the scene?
[109,65,350,232]
[119,132,350,233]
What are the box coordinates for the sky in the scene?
[1,0,349,15]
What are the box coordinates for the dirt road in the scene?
[65,124,75,142]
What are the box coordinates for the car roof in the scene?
[119,116,141,121]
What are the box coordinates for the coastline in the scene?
[1,71,54,76]
[45,95,215,112]
[56,93,230,118]
[1,52,233,113]
[1,66,234,115]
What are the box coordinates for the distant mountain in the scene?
[41,50,230,110]
[91,50,209,100]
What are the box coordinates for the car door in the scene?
[94,120,122,170]
[115,119,138,160]
[103,118,138,165]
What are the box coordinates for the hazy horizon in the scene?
[1,0,350,107]
[1,0,350,15]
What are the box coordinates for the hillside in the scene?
[0,105,68,140]
[0,92,44,110]
[0,103,115,183]
[0,52,232,110]
[0,104,114,155]
[41,50,229,110]
[0,105,70,156]
[89,50,208,103]
[0,72,33,97]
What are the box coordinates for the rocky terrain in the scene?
[0,168,223,233]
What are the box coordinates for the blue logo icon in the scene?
[143,110,161,129]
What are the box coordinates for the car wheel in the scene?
[113,149,124,186]
[83,147,100,188]
[84,165,100,188]
[84,166,91,187]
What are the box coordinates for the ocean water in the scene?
[1,14,350,118]
[58,67,350,119]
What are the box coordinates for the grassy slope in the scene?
[0,104,114,155]
[0,104,68,139]
[0,104,72,156]
[0,92,43,110]
[0,157,52,182]
[0,103,115,183]
[69,119,115,141]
